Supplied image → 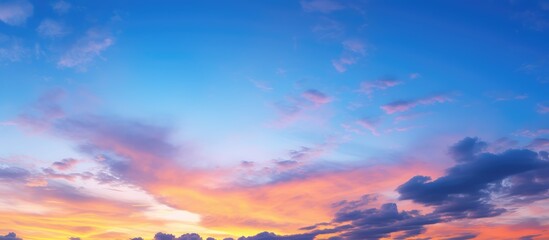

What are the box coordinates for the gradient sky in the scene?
[0,1,548,240]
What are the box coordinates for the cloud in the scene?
[342,39,365,55]
[0,36,27,62]
[58,30,114,70]
[356,118,379,136]
[301,0,343,13]
[448,137,488,163]
[527,138,549,150]
[302,89,333,105]
[0,0,33,26]
[409,73,420,79]
[515,128,549,138]
[52,0,71,14]
[381,95,451,114]
[237,231,316,240]
[332,40,366,73]
[0,166,30,181]
[358,78,401,96]
[442,233,478,240]
[332,56,356,73]
[271,89,333,127]
[37,19,68,38]
[52,158,79,171]
[0,232,21,240]
[398,137,549,219]
[537,103,549,114]
[329,202,440,240]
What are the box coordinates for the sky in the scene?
[0,0,548,239]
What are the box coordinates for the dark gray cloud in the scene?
[332,203,440,240]
[0,232,21,240]
[398,140,549,219]
[442,233,478,240]
[448,137,487,162]
[237,231,316,240]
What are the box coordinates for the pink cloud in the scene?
[359,79,401,96]
[356,118,379,136]
[381,95,451,114]
[0,0,33,26]
[537,103,549,114]
[332,56,356,73]
[302,89,333,105]
[52,158,79,171]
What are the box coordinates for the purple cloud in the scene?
[52,158,79,171]
[302,89,333,105]
[381,95,451,114]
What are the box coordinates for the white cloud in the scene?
[37,19,68,38]
[58,30,114,70]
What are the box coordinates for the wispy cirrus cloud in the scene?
[381,95,451,114]
[358,78,401,97]
[332,39,366,73]
[302,89,333,105]
[537,103,549,114]
[37,19,69,38]
[356,117,379,136]
[52,0,71,14]
[58,30,114,70]
[271,89,333,127]
[300,0,343,13]
[0,0,33,26]
[0,35,27,62]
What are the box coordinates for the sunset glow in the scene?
[1,1,548,240]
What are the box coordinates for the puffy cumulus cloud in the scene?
[0,0,33,26]
[448,137,488,163]
[0,232,21,240]
[398,137,549,219]
[300,0,343,13]
[37,19,69,38]
[58,29,114,70]
[294,138,549,239]
[381,95,451,114]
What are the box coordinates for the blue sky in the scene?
[0,1,548,240]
